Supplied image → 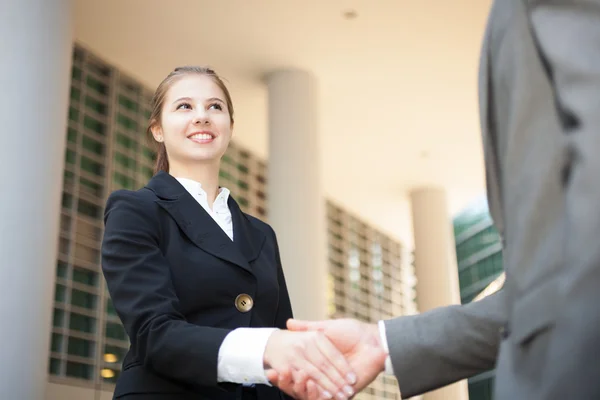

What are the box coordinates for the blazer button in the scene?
[235,294,253,313]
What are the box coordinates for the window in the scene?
[105,322,127,341]
[86,75,108,95]
[51,333,63,353]
[80,155,104,176]
[77,199,100,219]
[70,288,97,310]
[70,86,81,102]
[119,95,139,113]
[117,113,138,132]
[84,115,105,135]
[82,135,104,155]
[79,177,103,197]
[72,267,97,286]
[66,361,93,380]
[69,107,79,122]
[67,336,94,358]
[69,312,96,333]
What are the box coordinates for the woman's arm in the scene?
[102,190,232,387]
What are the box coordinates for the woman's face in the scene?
[151,74,233,168]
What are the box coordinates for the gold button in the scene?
[235,294,253,312]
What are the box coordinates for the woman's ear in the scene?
[150,122,163,142]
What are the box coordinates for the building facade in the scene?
[453,196,504,400]
[46,43,414,400]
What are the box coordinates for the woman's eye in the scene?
[177,102,192,110]
[208,103,223,111]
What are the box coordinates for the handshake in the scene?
[262,318,389,400]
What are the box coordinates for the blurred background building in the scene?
[2,1,498,399]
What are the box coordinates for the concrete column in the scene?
[410,187,468,400]
[265,70,327,320]
[0,1,73,399]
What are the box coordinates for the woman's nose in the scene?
[193,113,210,125]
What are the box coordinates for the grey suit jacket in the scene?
[386,0,600,398]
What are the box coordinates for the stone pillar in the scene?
[0,1,73,399]
[265,69,327,320]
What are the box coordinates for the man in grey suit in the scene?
[272,0,600,398]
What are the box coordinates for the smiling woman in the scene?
[147,66,235,176]
[100,66,358,400]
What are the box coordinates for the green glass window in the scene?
[113,171,135,190]
[71,66,82,81]
[86,75,108,95]
[82,135,104,155]
[81,155,104,176]
[67,127,77,144]
[237,180,249,190]
[142,147,156,163]
[51,333,63,353]
[66,361,93,380]
[55,284,67,303]
[56,261,68,278]
[116,132,137,150]
[49,358,61,375]
[70,288,97,310]
[67,337,94,358]
[53,308,65,328]
[70,86,81,102]
[69,106,79,122]
[118,95,139,113]
[85,95,107,116]
[86,61,110,77]
[73,267,98,286]
[122,81,141,95]
[117,113,138,132]
[77,199,100,219]
[80,177,103,197]
[237,197,248,207]
[219,170,232,181]
[83,115,105,135]
[106,298,117,316]
[237,164,249,174]
[105,322,128,341]
[62,192,72,208]
[69,312,96,333]
[64,169,75,183]
[114,151,136,170]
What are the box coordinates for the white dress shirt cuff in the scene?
[217,328,279,385]
[377,320,396,376]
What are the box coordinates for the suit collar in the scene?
[478,20,504,238]
[146,171,265,273]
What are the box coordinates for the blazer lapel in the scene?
[147,172,253,274]
[478,16,504,239]
[228,197,266,264]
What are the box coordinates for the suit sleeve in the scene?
[384,290,506,398]
[101,190,231,388]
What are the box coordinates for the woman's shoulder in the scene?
[244,213,277,238]
[105,187,159,217]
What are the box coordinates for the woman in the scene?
[101,66,357,400]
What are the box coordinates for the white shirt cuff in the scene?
[377,320,395,376]
[217,328,279,385]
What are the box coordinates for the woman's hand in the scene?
[263,330,356,399]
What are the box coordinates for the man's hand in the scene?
[268,318,387,399]
[263,330,357,399]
